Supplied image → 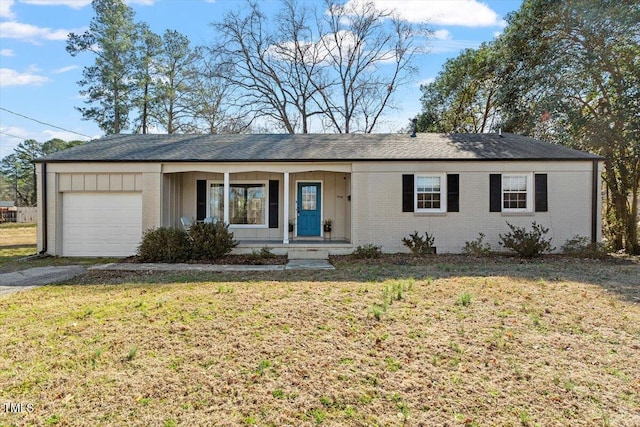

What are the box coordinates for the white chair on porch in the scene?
[180,216,192,229]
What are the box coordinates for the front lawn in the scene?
[1,256,639,426]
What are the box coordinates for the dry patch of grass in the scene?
[0,223,120,273]
[1,262,639,426]
[0,223,37,270]
[0,223,36,246]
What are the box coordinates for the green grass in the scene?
[0,222,37,229]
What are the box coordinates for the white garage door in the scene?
[63,192,143,257]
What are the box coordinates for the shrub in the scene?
[189,221,238,260]
[499,222,555,258]
[137,227,191,262]
[463,232,492,257]
[246,246,277,264]
[562,235,608,259]
[352,244,382,259]
[402,231,436,256]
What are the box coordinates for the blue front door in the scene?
[297,183,321,236]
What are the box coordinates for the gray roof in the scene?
[36,133,601,163]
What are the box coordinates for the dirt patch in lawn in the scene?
[1,258,639,426]
[121,253,288,266]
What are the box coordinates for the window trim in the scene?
[414,173,447,213]
[501,173,533,213]
[206,179,269,228]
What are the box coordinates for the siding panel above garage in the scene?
[62,192,142,257]
[58,173,142,192]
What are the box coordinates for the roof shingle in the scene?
[36,133,601,162]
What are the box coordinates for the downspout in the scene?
[591,159,599,244]
[39,161,48,255]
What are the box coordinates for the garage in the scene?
[62,192,143,257]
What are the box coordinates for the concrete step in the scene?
[287,249,329,260]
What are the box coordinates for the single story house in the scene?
[34,133,602,257]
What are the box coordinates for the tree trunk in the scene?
[626,183,640,254]
[142,82,149,134]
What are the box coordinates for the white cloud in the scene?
[268,30,362,66]
[0,67,51,87]
[428,38,481,54]
[0,21,83,43]
[52,65,78,74]
[432,29,452,40]
[343,0,502,27]
[1,49,15,56]
[19,0,91,8]
[41,129,92,141]
[0,0,15,19]
[417,77,435,86]
[127,0,156,5]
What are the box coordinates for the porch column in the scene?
[223,172,230,224]
[283,172,290,244]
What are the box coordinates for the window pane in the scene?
[417,193,440,209]
[209,184,224,221]
[301,185,317,210]
[416,176,440,192]
[504,193,526,209]
[229,184,266,225]
[503,176,526,191]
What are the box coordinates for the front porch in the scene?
[161,164,353,255]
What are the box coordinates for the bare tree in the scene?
[188,52,251,134]
[213,0,326,133]
[211,0,425,133]
[315,0,423,133]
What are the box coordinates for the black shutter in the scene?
[402,174,414,212]
[196,180,207,221]
[535,174,548,212]
[447,174,459,212]
[489,174,502,212]
[268,179,279,228]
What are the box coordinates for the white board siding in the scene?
[62,192,142,257]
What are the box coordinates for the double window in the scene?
[209,182,267,226]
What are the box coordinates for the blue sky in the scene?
[0,0,522,159]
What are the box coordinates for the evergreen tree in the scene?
[66,0,139,134]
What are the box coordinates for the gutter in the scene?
[39,161,47,255]
[33,156,603,164]
[591,159,599,244]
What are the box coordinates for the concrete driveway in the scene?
[0,265,86,297]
